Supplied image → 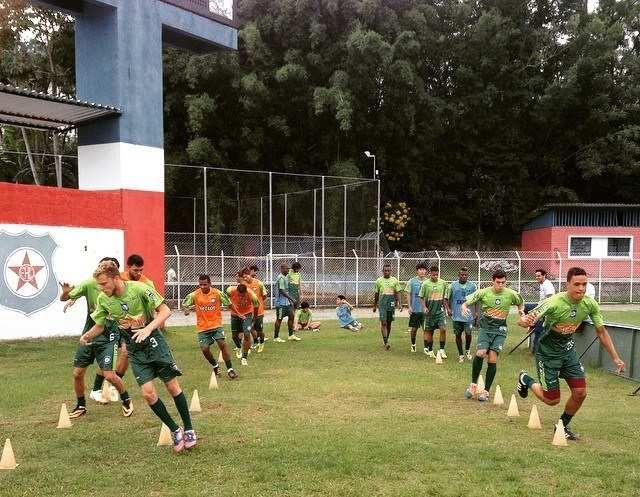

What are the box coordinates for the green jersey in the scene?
[374,276,401,296]
[91,281,164,331]
[465,287,523,335]
[68,278,101,315]
[288,270,301,286]
[418,278,447,315]
[529,292,604,347]
[296,308,312,324]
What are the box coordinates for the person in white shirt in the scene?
[526,269,556,353]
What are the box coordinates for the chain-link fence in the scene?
[164,249,640,308]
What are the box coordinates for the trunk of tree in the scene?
[20,127,41,185]
[52,132,62,187]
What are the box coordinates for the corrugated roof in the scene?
[545,203,640,208]
[0,83,121,132]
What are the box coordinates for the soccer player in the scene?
[120,253,156,288]
[404,262,428,352]
[373,263,402,350]
[227,283,259,365]
[182,274,238,379]
[445,267,477,362]
[462,269,524,401]
[273,263,299,342]
[295,301,321,331]
[525,269,556,353]
[516,267,625,441]
[243,267,268,352]
[336,296,362,331]
[419,265,449,358]
[60,257,133,418]
[288,261,303,309]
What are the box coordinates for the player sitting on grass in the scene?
[462,269,524,402]
[336,296,362,331]
[295,301,321,331]
[80,260,196,453]
[516,267,625,441]
[182,274,238,380]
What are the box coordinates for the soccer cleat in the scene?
[439,350,447,359]
[89,390,105,404]
[171,428,185,453]
[121,399,134,417]
[273,337,286,343]
[424,349,435,358]
[459,355,465,363]
[464,383,477,399]
[466,351,473,361]
[184,429,197,449]
[384,343,391,351]
[69,405,87,418]
[477,390,490,402]
[241,358,248,366]
[288,334,301,341]
[411,344,416,353]
[227,368,238,380]
[213,365,221,377]
[257,343,264,353]
[517,371,530,399]
[235,348,242,359]
[562,425,580,441]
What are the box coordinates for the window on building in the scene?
[607,237,631,257]
[570,237,592,256]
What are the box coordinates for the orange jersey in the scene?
[182,288,229,332]
[120,271,155,289]
[245,278,267,316]
[226,286,259,316]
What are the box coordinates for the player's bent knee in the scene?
[72,367,85,379]
[476,349,487,358]
[102,371,117,382]
[542,388,561,405]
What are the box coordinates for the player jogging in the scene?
[419,265,449,358]
[462,269,524,401]
[445,267,477,362]
[273,263,299,342]
[243,267,268,352]
[516,267,625,441]
[226,283,259,365]
[182,274,238,379]
[404,262,427,353]
[373,263,402,350]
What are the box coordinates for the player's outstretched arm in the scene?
[594,325,625,373]
[59,282,74,301]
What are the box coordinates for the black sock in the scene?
[149,399,179,432]
[455,336,463,355]
[233,335,242,348]
[411,334,416,346]
[471,356,483,383]
[225,360,233,370]
[274,329,279,339]
[206,355,218,368]
[92,374,105,391]
[289,328,294,336]
[77,396,86,408]
[465,334,472,351]
[424,340,429,350]
[116,371,125,379]
[242,351,248,359]
[427,340,433,351]
[173,392,193,431]
[485,362,497,391]
[560,412,574,428]
[439,340,445,350]
[120,390,130,403]
[523,373,536,388]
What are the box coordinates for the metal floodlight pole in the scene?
[313,188,317,254]
[284,192,288,254]
[192,196,196,279]
[260,197,264,256]
[269,172,273,258]
[203,167,208,273]
[174,245,181,310]
[343,184,347,258]
[321,176,325,259]
[364,150,376,180]
[376,179,381,260]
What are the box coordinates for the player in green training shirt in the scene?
[80,261,196,453]
[373,263,402,350]
[419,265,449,359]
[59,256,133,418]
[403,262,427,353]
[517,267,625,441]
[288,262,303,309]
[461,269,524,402]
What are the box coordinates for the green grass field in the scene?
[1,312,639,497]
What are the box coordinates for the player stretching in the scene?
[517,267,625,440]
[243,267,268,352]
[373,263,401,350]
[273,263,299,342]
[462,269,524,401]
[445,267,477,362]
[419,265,449,358]
[182,274,238,379]
[60,257,133,418]
[80,261,195,453]
[227,283,259,365]
[404,262,427,352]
[295,301,321,331]
[288,261,303,309]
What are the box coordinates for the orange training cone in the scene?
[57,403,72,429]
[493,385,504,405]
[189,390,202,412]
[507,394,520,417]
[157,424,172,446]
[527,405,542,429]
[0,439,17,470]
[552,420,568,446]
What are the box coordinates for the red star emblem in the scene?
[9,251,44,291]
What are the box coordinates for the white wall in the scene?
[0,224,124,340]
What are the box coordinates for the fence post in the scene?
[556,251,562,293]
[353,249,359,307]
[598,257,603,302]
[434,250,441,274]
[220,250,225,291]
[475,251,481,286]
[394,250,401,279]
[313,252,318,308]
[630,254,634,304]
[515,250,522,293]
[269,252,274,309]
[174,245,181,310]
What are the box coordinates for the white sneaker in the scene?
[424,349,435,358]
[466,351,473,361]
[411,345,416,353]
[273,337,286,343]
[288,334,301,341]
[89,390,105,404]
[235,348,242,359]
[439,350,448,359]
[241,358,248,366]
[458,355,465,363]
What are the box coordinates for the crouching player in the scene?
[295,302,321,331]
[517,267,625,441]
[336,296,363,331]
[80,261,196,453]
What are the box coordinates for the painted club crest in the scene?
[1,231,58,316]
